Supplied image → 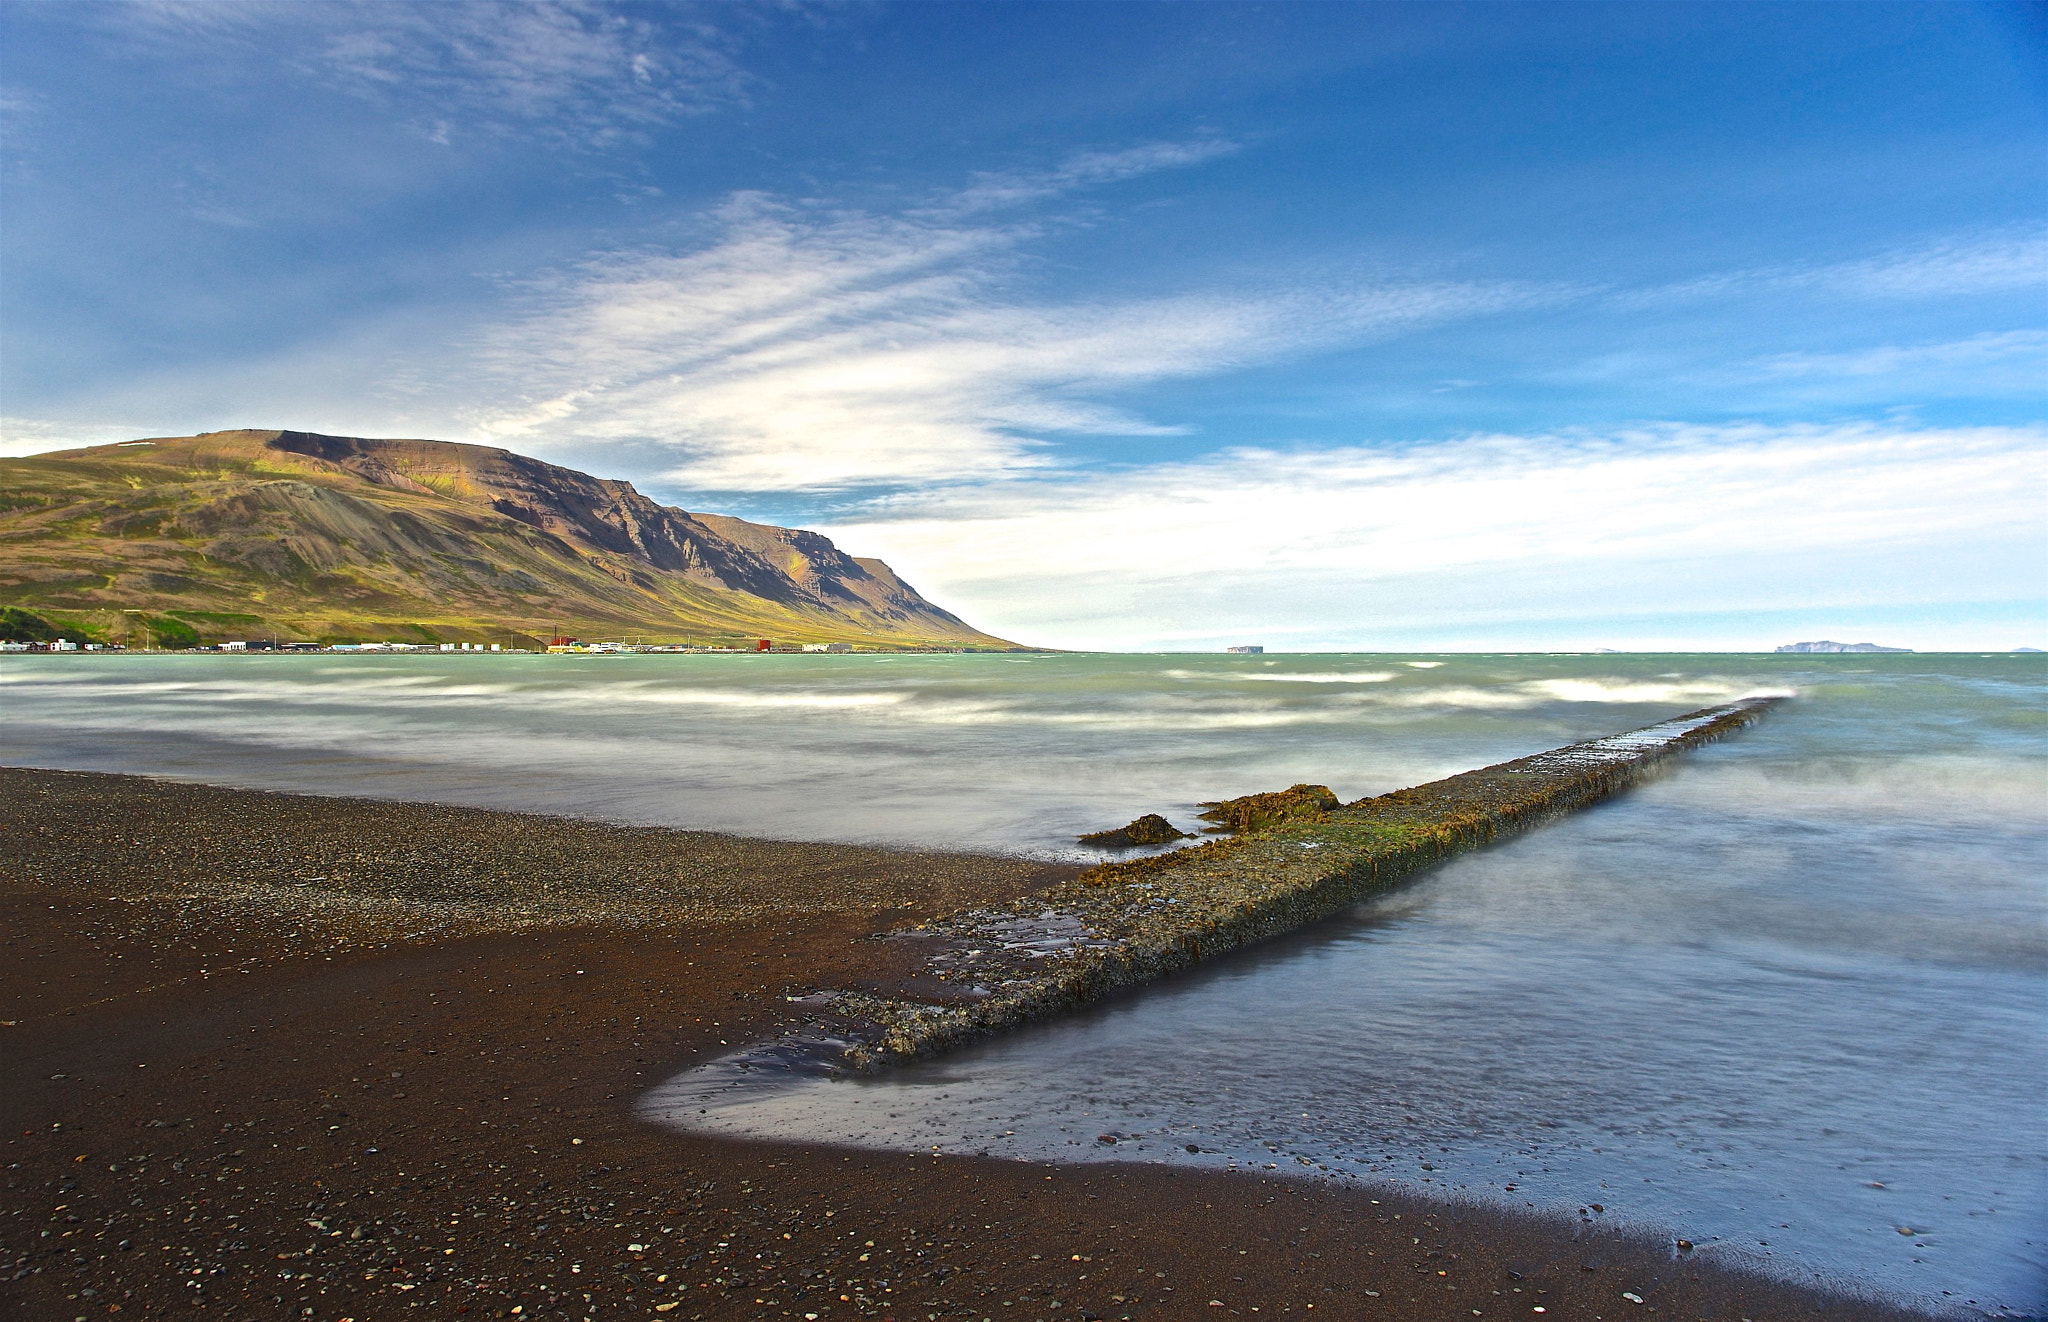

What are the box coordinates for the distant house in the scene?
[802,642,853,653]
[1226,645,1264,655]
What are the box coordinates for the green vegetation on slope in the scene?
[0,430,1023,650]
[0,606,58,642]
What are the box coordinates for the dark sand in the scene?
[2,769,1926,1321]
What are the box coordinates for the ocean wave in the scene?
[619,688,910,711]
[1521,678,1758,705]
[0,675,532,705]
[1159,668,1395,683]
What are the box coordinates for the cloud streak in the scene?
[1625,226,2048,309]
[1747,329,2048,381]
[466,169,1551,490]
[1737,330,2048,404]
[941,138,1243,216]
[108,0,753,145]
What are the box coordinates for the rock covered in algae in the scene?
[1076,813,1191,849]
[1196,783,1339,834]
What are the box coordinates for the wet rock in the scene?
[1195,784,1338,834]
[1076,814,1190,849]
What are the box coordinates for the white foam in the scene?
[1520,678,1750,705]
[1160,668,1395,683]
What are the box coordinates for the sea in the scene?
[4,651,2043,1316]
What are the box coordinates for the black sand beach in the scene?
[2,768,1929,1320]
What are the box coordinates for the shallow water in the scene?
[0,650,1801,855]
[7,652,2045,1313]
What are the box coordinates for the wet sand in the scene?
[2,768,1928,1320]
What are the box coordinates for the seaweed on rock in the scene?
[1076,813,1192,849]
[1195,783,1339,834]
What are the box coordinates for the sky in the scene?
[2,1,2043,651]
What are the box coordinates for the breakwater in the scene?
[831,697,1782,1069]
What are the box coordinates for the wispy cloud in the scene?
[1747,329,2048,385]
[0,84,45,180]
[941,138,1242,216]
[465,163,1550,491]
[1824,227,2048,299]
[1627,226,2048,308]
[0,85,43,125]
[818,421,2048,648]
[107,0,752,145]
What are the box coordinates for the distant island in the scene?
[0,429,1022,651]
[1775,640,1913,654]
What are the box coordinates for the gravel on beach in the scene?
[2,767,1925,1321]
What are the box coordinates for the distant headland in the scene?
[1775,640,1912,654]
[0,429,1025,652]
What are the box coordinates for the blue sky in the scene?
[3,1,2043,649]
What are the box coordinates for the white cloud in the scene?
[1629,226,2048,308]
[1748,329,2048,382]
[0,417,148,457]
[0,84,43,126]
[942,139,1242,215]
[109,0,750,144]
[465,180,1548,490]
[815,422,2048,648]
[1824,227,2048,299]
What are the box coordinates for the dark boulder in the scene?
[1077,813,1191,850]
[1196,783,1339,834]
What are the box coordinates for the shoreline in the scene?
[2,768,1935,1320]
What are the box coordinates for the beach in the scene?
[1,767,1933,1320]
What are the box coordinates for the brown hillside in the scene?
[0,429,1020,649]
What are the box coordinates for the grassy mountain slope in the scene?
[0,429,1020,649]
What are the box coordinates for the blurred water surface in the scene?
[1,649,1831,853]
[7,652,2045,1313]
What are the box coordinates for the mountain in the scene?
[0,429,1021,650]
[1773,640,1913,653]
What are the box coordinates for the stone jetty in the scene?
[826,697,1782,1070]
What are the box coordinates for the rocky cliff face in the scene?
[0,429,1011,648]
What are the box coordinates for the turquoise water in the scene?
[6,652,2045,1314]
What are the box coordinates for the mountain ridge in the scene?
[1773,640,1912,654]
[0,429,1020,649]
